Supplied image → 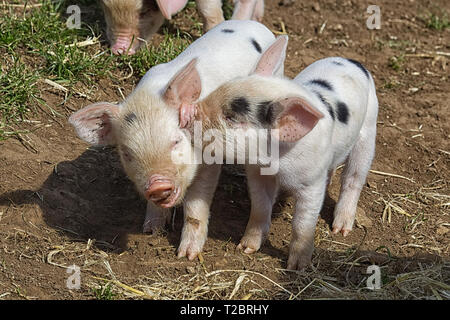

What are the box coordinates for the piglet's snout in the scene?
[111,37,136,55]
[145,175,179,207]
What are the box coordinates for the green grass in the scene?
[0,54,40,140]
[92,283,117,300]
[222,0,235,20]
[0,0,193,140]
[120,30,191,78]
[425,13,450,30]
[388,55,405,72]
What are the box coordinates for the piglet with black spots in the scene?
[183,36,379,269]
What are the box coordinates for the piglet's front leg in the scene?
[177,164,222,260]
[237,165,278,253]
[196,0,224,32]
[287,177,327,270]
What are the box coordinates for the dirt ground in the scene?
[0,0,449,299]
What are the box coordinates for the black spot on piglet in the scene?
[336,102,349,124]
[308,79,334,91]
[124,112,137,124]
[346,58,370,79]
[230,97,250,115]
[313,91,335,120]
[251,38,262,53]
[257,101,275,125]
[221,29,235,33]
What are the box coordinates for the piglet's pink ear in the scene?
[273,97,324,142]
[253,35,288,77]
[163,58,202,127]
[156,0,189,19]
[68,102,120,146]
[164,58,201,107]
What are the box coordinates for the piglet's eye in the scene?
[172,138,182,148]
[123,152,132,161]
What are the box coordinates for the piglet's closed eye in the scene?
[273,97,324,142]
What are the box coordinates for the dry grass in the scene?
[83,252,449,300]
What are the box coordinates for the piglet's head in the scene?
[101,0,165,55]
[69,59,202,208]
[198,35,324,145]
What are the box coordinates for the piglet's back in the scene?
[136,20,277,100]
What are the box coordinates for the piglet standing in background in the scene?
[69,20,283,260]
[181,36,378,269]
[101,0,265,55]
[231,0,264,22]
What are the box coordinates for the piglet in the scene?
[184,36,379,269]
[231,0,264,22]
[68,20,282,260]
[100,0,224,55]
[101,0,265,55]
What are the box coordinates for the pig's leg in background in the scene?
[177,164,222,260]
[332,120,376,236]
[251,0,264,22]
[231,0,257,21]
[287,177,327,270]
[196,0,224,32]
[143,201,171,233]
[237,165,278,254]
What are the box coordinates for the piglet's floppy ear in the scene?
[273,97,324,142]
[253,35,288,77]
[156,0,189,19]
[164,58,201,107]
[68,102,120,146]
[163,58,202,127]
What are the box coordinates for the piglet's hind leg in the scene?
[332,127,376,236]
[287,178,327,270]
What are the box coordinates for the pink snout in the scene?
[145,175,180,208]
[111,37,137,55]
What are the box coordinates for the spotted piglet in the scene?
[69,20,283,260]
[183,36,379,269]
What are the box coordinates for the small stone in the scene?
[367,181,377,189]
[436,225,448,236]
[279,0,296,6]
[312,2,320,11]
[186,266,196,274]
[355,207,373,229]
[214,257,228,268]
